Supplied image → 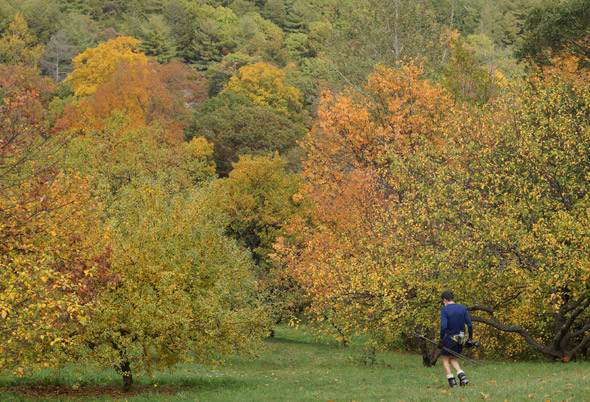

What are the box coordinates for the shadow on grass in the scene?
[1,376,247,400]
[264,334,343,349]
[173,376,245,390]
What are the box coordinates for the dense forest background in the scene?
[1,0,590,390]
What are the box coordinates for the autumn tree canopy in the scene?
[278,61,459,354]
[65,36,148,96]
[441,58,590,361]
[0,67,110,375]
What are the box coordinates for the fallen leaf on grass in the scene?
[480,392,490,399]
[528,393,535,398]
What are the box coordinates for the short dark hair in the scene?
[441,290,454,301]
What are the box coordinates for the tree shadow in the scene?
[2,376,246,400]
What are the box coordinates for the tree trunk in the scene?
[120,360,133,392]
[417,327,439,367]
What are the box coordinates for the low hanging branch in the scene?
[467,297,590,360]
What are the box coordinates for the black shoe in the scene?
[448,377,458,388]
[458,372,468,386]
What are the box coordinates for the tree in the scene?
[238,12,289,67]
[261,0,287,28]
[322,0,444,87]
[59,112,215,198]
[40,30,79,82]
[161,0,195,61]
[212,153,303,264]
[90,60,189,130]
[192,91,306,176]
[65,36,148,97]
[55,0,92,14]
[0,66,111,375]
[440,30,508,104]
[442,57,590,361]
[78,178,269,391]
[20,0,60,44]
[138,15,178,63]
[517,0,590,69]
[58,59,207,153]
[57,98,265,390]
[0,13,44,67]
[277,61,458,355]
[222,61,303,120]
[207,154,306,326]
[0,1,17,33]
[186,4,242,69]
[58,12,99,54]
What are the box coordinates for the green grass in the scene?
[1,326,589,401]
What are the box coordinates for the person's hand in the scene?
[466,338,479,348]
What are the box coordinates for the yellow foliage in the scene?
[222,62,303,119]
[66,36,148,97]
[0,13,44,67]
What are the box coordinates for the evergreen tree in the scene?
[139,14,178,62]
[21,0,60,44]
[59,12,99,53]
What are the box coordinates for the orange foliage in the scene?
[278,60,458,345]
[58,60,207,143]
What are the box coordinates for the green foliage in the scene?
[55,0,93,14]
[156,0,195,61]
[192,93,306,176]
[323,0,444,87]
[441,61,590,360]
[238,12,289,66]
[517,0,590,69]
[0,1,16,33]
[57,12,99,53]
[186,4,242,69]
[79,178,269,390]
[208,154,306,323]
[440,31,508,104]
[431,0,542,47]
[18,0,60,44]
[138,15,178,63]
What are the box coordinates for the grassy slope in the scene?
[0,325,589,401]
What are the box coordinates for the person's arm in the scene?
[440,309,448,340]
[465,309,473,339]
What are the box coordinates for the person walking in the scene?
[439,290,473,388]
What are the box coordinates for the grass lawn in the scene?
[0,325,589,401]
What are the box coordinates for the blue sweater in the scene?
[440,303,473,339]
